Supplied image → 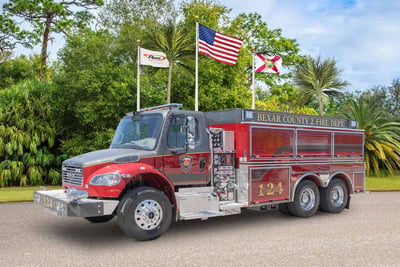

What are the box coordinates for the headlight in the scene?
[89,173,121,186]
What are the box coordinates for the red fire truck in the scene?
[34,104,365,241]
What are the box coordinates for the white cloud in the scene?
[221,0,400,90]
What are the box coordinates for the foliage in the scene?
[256,83,318,114]
[147,19,195,104]
[53,30,126,155]
[294,55,349,116]
[53,29,144,156]
[0,81,61,187]
[343,99,400,176]
[0,55,40,89]
[7,0,400,187]
[99,0,177,33]
[3,0,104,81]
[356,79,400,121]
[0,12,35,63]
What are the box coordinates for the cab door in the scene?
[162,113,210,186]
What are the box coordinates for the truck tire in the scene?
[85,215,114,223]
[278,203,292,215]
[117,187,172,241]
[287,180,320,218]
[319,178,348,213]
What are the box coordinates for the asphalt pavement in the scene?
[0,192,399,266]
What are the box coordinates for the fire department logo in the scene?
[179,155,193,173]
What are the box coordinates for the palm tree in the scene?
[343,99,400,175]
[294,56,349,116]
[148,20,194,104]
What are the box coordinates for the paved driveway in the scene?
[0,192,399,266]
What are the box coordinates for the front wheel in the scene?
[287,180,320,218]
[117,187,172,241]
[320,179,348,213]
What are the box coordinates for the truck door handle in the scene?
[200,158,206,170]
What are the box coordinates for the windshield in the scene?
[110,114,163,150]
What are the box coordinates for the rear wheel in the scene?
[287,180,320,218]
[117,187,172,241]
[320,179,348,213]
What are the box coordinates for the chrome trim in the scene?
[248,166,291,204]
[134,199,163,230]
[330,184,345,207]
[291,173,320,201]
[34,190,119,217]
[353,171,366,193]
[327,171,353,194]
[241,120,366,132]
[62,165,83,186]
[299,187,316,211]
[237,164,249,206]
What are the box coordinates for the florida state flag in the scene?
[255,54,282,74]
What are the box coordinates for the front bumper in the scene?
[34,189,119,217]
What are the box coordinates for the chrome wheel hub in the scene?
[300,188,316,211]
[331,186,345,207]
[135,200,163,230]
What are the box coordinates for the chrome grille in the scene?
[62,165,83,186]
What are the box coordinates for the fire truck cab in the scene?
[34,104,365,241]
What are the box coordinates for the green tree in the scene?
[99,0,177,32]
[343,99,400,175]
[0,54,40,89]
[147,20,195,104]
[0,81,60,186]
[257,83,317,114]
[54,29,144,156]
[3,0,103,81]
[357,79,400,121]
[294,55,349,116]
[0,13,34,63]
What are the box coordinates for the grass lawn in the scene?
[0,185,61,203]
[0,176,399,203]
[366,175,400,191]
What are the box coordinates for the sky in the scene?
[2,0,400,92]
[218,0,400,92]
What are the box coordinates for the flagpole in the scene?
[137,40,141,111]
[195,16,199,112]
[251,47,256,110]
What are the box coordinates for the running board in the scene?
[176,187,242,220]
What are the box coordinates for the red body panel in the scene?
[209,121,365,204]
[162,152,211,185]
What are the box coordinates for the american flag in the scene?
[198,24,243,65]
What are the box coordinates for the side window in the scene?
[167,116,186,148]
[186,116,198,149]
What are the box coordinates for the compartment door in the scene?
[250,167,290,203]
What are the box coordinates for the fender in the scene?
[85,162,175,203]
[291,172,321,201]
[327,171,354,194]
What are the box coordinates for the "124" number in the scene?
[258,182,284,197]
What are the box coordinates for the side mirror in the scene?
[186,116,197,149]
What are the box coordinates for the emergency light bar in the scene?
[139,103,183,112]
[126,103,183,117]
